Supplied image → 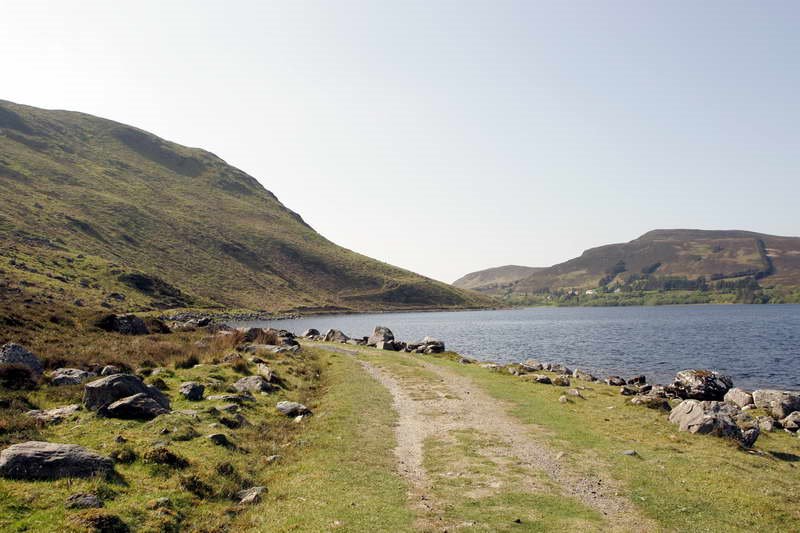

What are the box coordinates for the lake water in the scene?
[234,305,800,390]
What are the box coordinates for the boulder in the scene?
[50,368,94,386]
[781,412,800,432]
[84,374,170,411]
[367,326,395,347]
[620,386,638,396]
[757,416,776,432]
[233,376,273,394]
[550,363,572,375]
[237,486,267,505]
[0,343,43,376]
[673,370,733,401]
[276,401,311,417]
[771,394,800,420]
[531,374,552,384]
[376,340,397,351]
[96,314,149,335]
[104,393,170,420]
[301,328,320,338]
[26,404,81,424]
[629,395,671,411]
[324,329,350,343]
[521,359,543,371]
[421,337,445,354]
[605,376,626,386]
[723,388,754,409]
[572,369,596,382]
[552,375,570,387]
[668,400,757,446]
[627,375,647,386]
[255,363,273,381]
[100,365,122,376]
[179,382,204,401]
[207,393,254,404]
[208,433,231,447]
[0,441,113,480]
[66,492,103,509]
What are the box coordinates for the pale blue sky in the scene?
[2,1,798,282]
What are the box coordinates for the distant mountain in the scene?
[452,265,543,294]
[0,100,491,315]
[455,230,800,304]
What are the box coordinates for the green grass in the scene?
[419,355,800,532]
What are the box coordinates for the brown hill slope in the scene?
[452,265,543,294]
[0,100,491,315]
[511,229,800,294]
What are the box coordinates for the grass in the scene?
[0,341,413,532]
[417,354,800,532]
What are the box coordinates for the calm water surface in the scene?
[235,305,800,390]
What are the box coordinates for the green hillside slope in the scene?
[452,265,543,294]
[0,100,489,316]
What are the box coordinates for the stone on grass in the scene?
[276,401,311,417]
[781,412,800,432]
[237,486,267,505]
[26,404,81,424]
[628,395,671,411]
[179,382,204,401]
[668,400,757,447]
[723,388,754,409]
[552,375,570,387]
[0,343,43,375]
[66,492,103,509]
[96,313,149,335]
[572,369,596,382]
[301,328,320,338]
[368,326,394,346]
[532,374,551,384]
[233,376,273,394]
[50,368,94,386]
[376,340,397,351]
[208,433,231,447]
[104,393,170,420]
[100,365,122,376]
[620,386,638,396]
[673,370,733,401]
[324,329,349,343]
[84,374,170,411]
[0,441,113,480]
[606,376,626,386]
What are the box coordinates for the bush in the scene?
[0,364,39,390]
[179,474,214,499]
[142,447,189,469]
[109,445,138,464]
[70,510,129,533]
[175,355,200,369]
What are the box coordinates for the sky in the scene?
[2,1,799,283]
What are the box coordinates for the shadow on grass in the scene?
[767,451,800,462]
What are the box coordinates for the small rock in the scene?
[100,365,122,376]
[552,376,570,387]
[532,374,552,384]
[781,411,800,432]
[104,393,170,420]
[605,376,626,386]
[25,404,81,425]
[66,492,103,509]
[50,368,94,386]
[208,433,231,447]
[723,387,754,409]
[566,388,584,399]
[233,376,273,394]
[179,382,205,401]
[237,486,267,505]
[558,395,569,404]
[276,401,311,417]
[620,386,638,396]
[621,449,637,456]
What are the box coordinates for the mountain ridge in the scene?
[0,99,491,316]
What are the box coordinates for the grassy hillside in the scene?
[452,265,543,293]
[0,100,489,319]
[469,230,800,305]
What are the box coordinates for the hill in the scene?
[460,229,800,305]
[0,100,490,320]
[452,265,543,294]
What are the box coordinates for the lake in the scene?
[233,304,800,390]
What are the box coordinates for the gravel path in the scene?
[320,346,657,531]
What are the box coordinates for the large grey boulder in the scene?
[0,343,43,376]
[668,400,757,446]
[0,441,113,480]
[50,368,94,386]
[83,374,170,411]
[104,393,170,420]
[752,390,800,419]
[324,329,349,343]
[673,370,733,401]
[376,340,397,351]
[233,376,273,394]
[368,326,394,347]
[276,401,311,417]
[723,387,754,409]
